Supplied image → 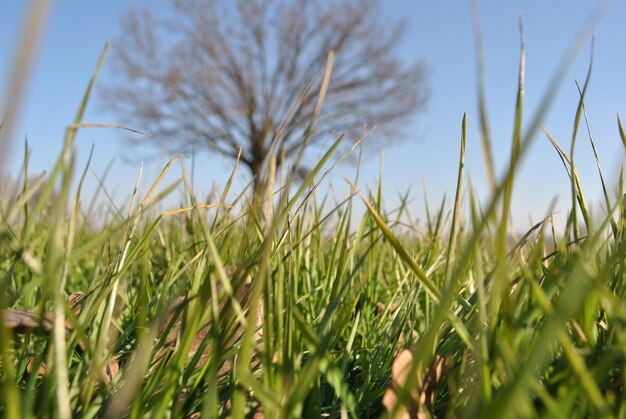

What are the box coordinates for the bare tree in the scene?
[103,0,428,194]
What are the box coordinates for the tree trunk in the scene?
[249,156,265,201]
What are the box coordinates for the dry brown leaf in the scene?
[375,302,400,315]
[2,292,120,383]
[383,349,452,418]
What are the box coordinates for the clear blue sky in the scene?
[1,1,625,228]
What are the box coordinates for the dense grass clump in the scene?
[2,34,626,419]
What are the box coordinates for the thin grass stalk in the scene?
[20,141,30,229]
[292,50,334,172]
[544,128,592,231]
[569,41,595,239]
[492,19,525,340]
[618,114,626,153]
[53,147,93,414]
[46,152,75,419]
[469,0,496,192]
[577,81,617,237]
[444,113,467,283]
[211,148,242,230]
[0,0,51,174]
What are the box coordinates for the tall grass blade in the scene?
[568,40,594,239]
[0,0,51,174]
[469,0,496,192]
[577,81,616,235]
[444,113,467,282]
[618,114,626,152]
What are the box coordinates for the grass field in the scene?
[2,29,626,419]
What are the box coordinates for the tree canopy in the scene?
[103,0,429,194]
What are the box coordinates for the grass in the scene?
[2,19,626,419]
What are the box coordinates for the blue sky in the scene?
[1,1,625,228]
